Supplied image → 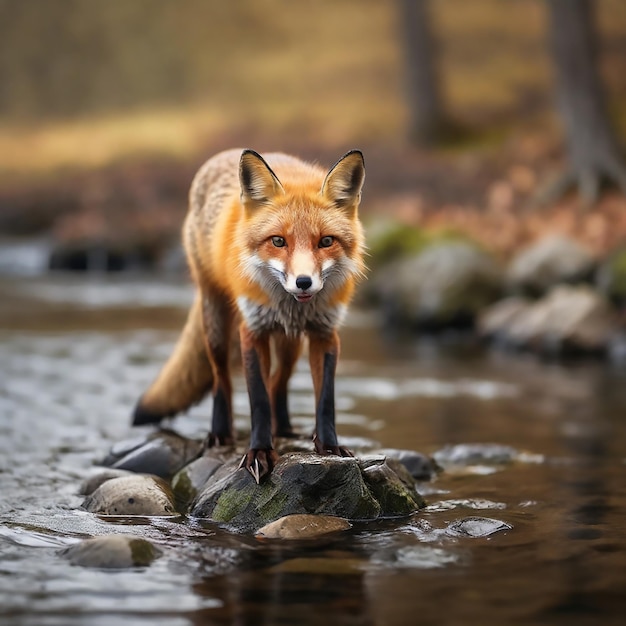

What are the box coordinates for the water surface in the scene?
[1,275,625,626]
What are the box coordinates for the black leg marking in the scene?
[245,348,273,450]
[273,389,296,437]
[317,352,338,447]
[208,384,232,444]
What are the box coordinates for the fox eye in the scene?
[319,236,334,248]
[271,236,286,248]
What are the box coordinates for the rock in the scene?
[101,429,203,480]
[507,235,595,296]
[255,514,352,540]
[79,469,136,496]
[478,296,531,342]
[60,535,161,568]
[365,220,428,269]
[171,452,226,512]
[81,474,178,516]
[433,443,518,466]
[190,453,424,534]
[444,516,512,538]
[360,458,426,513]
[370,241,502,330]
[480,286,617,355]
[375,449,440,480]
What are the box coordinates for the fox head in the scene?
[237,149,366,304]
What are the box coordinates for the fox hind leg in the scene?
[201,292,235,447]
[270,332,302,438]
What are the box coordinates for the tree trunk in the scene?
[397,0,451,146]
[542,0,626,204]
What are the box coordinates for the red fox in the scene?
[133,148,366,482]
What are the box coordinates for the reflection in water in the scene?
[1,275,626,625]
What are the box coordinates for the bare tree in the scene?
[397,0,454,146]
[542,0,626,204]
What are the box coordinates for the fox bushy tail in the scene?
[132,296,214,425]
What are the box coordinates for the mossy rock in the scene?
[190,453,424,534]
[369,240,503,330]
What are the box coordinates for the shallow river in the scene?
[1,275,625,626]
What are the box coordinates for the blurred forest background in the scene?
[0,0,625,265]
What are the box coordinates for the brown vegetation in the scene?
[0,0,625,258]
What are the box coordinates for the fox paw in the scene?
[313,435,353,458]
[238,448,279,484]
[204,433,234,449]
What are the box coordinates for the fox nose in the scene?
[295,275,313,291]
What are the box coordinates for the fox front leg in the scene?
[309,331,352,457]
[239,325,278,483]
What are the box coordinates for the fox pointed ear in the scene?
[321,149,365,211]
[239,149,284,210]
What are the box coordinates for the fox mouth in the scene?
[294,293,313,303]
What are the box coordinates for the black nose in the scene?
[295,275,313,290]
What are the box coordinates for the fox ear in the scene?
[321,149,365,211]
[239,149,284,209]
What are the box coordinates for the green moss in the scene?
[366,221,487,270]
[129,539,160,566]
[212,484,256,522]
[349,489,381,520]
[171,470,194,513]
[608,249,626,302]
[258,490,290,523]
[362,463,425,517]
[366,222,428,268]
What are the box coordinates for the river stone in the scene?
[507,234,595,296]
[255,514,352,540]
[433,443,518,467]
[81,474,177,516]
[190,452,423,534]
[506,285,615,354]
[375,448,440,480]
[171,453,226,512]
[60,535,161,568]
[101,429,203,479]
[79,469,136,496]
[445,516,512,538]
[360,458,426,512]
[371,241,502,330]
[478,296,532,342]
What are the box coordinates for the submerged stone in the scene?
[60,534,161,568]
[101,429,203,479]
[256,514,352,540]
[433,443,518,466]
[445,516,512,538]
[81,474,177,516]
[190,452,424,534]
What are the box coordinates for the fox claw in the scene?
[238,449,278,484]
[313,435,353,458]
